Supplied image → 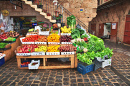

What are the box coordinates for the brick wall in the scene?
[59,0,98,28]
[89,0,130,43]
[0,1,50,23]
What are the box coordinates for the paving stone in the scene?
[33,81,40,83]
[84,83,91,86]
[3,80,12,85]
[77,79,83,82]
[63,78,69,81]
[71,79,76,84]
[113,83,120,86]
[54,83,62,86]
[48,81,54,84]
[18,81,26,85]
[23,83,31,86]
[39,83,46,86]
[56,76,62,79]
[78,83,84,86]
[31,84,39,86]
[56,79,62,82]
[63,81,69,85]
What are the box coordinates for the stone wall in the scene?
[58,0,97,29]
[89,0,130,43]
[0,1,49,23]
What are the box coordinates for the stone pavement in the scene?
[0,39,129,86]
[104,39,130,85]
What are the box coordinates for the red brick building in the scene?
[90,0,130,44]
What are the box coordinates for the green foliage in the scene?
[71,28,85,39]
[81,34,88,39]
[76,34,113,64]
[77,53,93,65]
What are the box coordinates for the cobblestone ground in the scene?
[0,39,129,86]
[104,40,130,83]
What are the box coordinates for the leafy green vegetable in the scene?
[77,53,93,65]
[81,34,88,39]
[67,15,76,29]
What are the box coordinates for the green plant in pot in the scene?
[37,2,43,9]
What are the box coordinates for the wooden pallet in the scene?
[16,53,78,69]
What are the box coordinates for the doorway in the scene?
[104,23,111,36]
[124,15,130,44]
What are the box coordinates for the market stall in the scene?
[15,15,113,75]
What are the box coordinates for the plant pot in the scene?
[61,23,65,27]
[77,61,94,75]
[37,5,43,9]
[56,19,61,23]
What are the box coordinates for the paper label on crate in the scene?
[61,33,71,36]
[35,42,47,44]
[48,42,60,44]
[61,42,72,44]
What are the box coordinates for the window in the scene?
[128,10,130,15]
[98,0,100,5]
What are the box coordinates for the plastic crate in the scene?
[94,58,111,71]
[77,62,94,75]
[0,55,5,67]
[28,60,40,69]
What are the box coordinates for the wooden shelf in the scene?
[16,54,78,69]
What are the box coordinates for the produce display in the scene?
[47,45,60,52]
[28,28,34,32]
[0,34,8,39]
[2,31,19,38]
[18,45,38,53]
[59,45,75,52]
[61,26,71,33]
[22,35,47,42]
[35,46,47,52]
[60,35,72,42]
[4,37,16,42]
[0,43,8,48]
[47,34,60,42]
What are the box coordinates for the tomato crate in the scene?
[77,62,94,75]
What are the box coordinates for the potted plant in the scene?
[37,2,43,9]
[56,14,62,23]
